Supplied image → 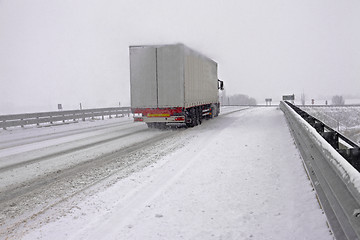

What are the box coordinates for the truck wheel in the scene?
[186,108,196,127]
[197,107,202,125]
[210,104,216,119]
[192,108,198,126]
[216,103,220,116]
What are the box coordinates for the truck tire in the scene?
[210,104,216,119]
[186,108,196,128]
[216,103,220,116]
[193,108,198,126]
[197,107,202,125]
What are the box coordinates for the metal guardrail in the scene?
[222,104,276,107]
[302,104,360,107]
[0,107,131,129]
[280,101,360,240]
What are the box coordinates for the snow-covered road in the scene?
[1,107,332,239]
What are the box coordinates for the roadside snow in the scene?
[20,108,331,240]
[301,106,360,144]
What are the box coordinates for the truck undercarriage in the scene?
[133,103,220,129]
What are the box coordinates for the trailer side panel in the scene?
[157,45,184,108]
[184,47,218,108]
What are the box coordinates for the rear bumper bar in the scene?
[134,116,185,123]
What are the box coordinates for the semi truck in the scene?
[129,43,224,128]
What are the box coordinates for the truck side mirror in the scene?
[218,79,224,90]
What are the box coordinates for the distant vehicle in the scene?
[129,43,224,128]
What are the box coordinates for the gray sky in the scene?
[0,0,359,113]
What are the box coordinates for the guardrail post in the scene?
[2,120,6,130]
[321,131,339,149]
[36,117,40,126]
[314,122,325,133]
[21,118,24,128]
[338,148,360,171]
[299,112,308,118]
[306,116,315,126]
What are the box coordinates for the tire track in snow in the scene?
[0,128,175,204]
[0,107,248,238]
[0,120,134,150]
[0,127,148,174]
[71,114,238,239]
[0,129,182,237]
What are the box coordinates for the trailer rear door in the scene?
[130,46,158,108]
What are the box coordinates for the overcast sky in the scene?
[0,0,359,113]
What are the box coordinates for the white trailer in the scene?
[129,43,223,128]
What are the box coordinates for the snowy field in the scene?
[301,106,360,144]
[0,107,332,239]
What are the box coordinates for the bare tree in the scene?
[331,95,345,105]
[229,94,257,105]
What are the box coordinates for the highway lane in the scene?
[0,107,249,238]
[0,119,185,231]
[12,107,330,240]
